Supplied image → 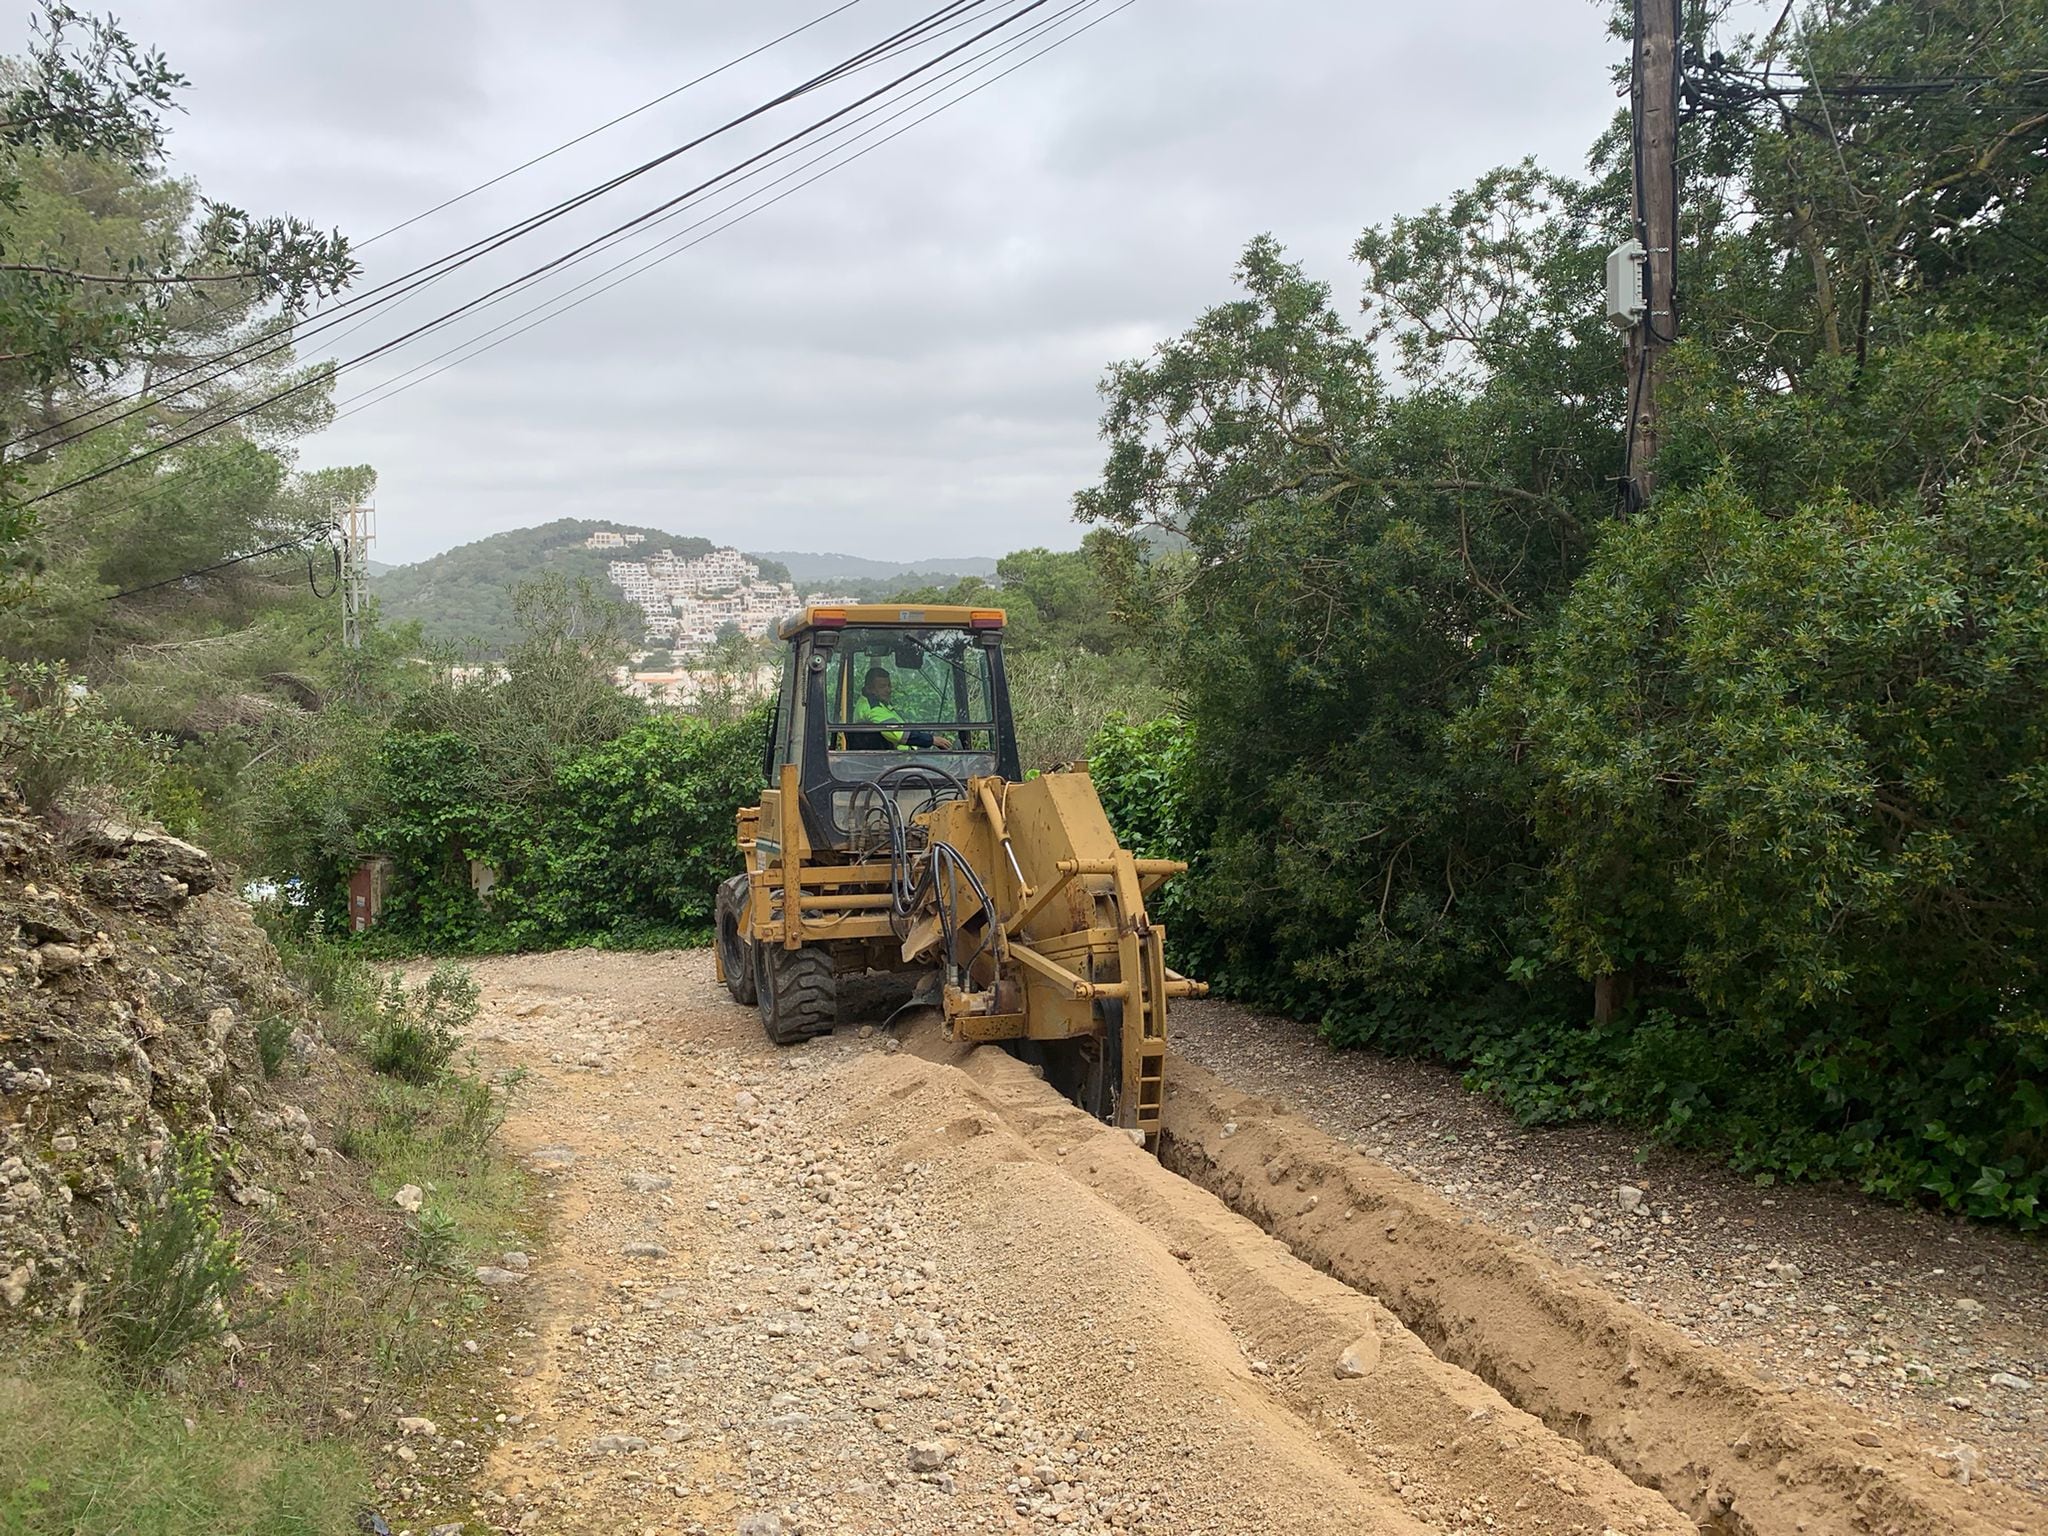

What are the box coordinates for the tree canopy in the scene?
[1081,0,2048,1224]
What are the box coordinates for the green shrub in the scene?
[92,1136,244,1376]
[254,1015,293,1078]
[311,708,767,954]
[499,709,765,946]
[1089,715,1193,861]
[1490,475,2048,1031]
[0,661,164,815]
[1460,1004,2048,1227]
[363,964,477,1084]
[1482,473,2048,1225]
[363,992,451,1084]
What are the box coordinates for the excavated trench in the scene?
[1152,1060,2045,1536]
[893,1009,2047,1536]
[889,1013,1700,1536]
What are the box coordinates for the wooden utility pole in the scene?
[1623,0,1681,514]
[1596,1,1682,1027]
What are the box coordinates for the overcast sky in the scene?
[82,0,1656,564]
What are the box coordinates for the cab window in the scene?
[826,627,994,752]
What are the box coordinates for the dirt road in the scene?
[422,950,2042,1536]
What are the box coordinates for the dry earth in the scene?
[1170,999,2048,1498]
[386,950,2047,1536]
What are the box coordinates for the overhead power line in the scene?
[357,0,871,251]
[40,0,1136,555]
[11,0,1001,460]
[188,5,1032,385]
[338,0,1123,422]
[354,0,1035,250]
[100,524,340,603]
[1682,58,2048,115]
[16,0,1080,512]
[7,0,1005,461]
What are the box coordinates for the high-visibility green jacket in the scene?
[853,694,908,748]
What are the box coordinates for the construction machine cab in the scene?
[765,604,1022,853]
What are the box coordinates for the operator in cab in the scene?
[854,666,952,751]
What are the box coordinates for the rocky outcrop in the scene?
[0,806,326,1316]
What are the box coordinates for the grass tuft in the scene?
[255,1013,294,1078]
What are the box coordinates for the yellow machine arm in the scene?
[899,772,1204,1142]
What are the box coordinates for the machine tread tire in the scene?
[757,943,836,1045]
[716,875,758,1007]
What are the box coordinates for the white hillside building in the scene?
[607,544,797,649]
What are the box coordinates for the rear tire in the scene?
[756,943,837,1045]
[716,875,758,1007]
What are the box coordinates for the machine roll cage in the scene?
[762,616,1024,854]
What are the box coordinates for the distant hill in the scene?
[372,524,1004,652]
[373,518,793,651]
[753,551,998,587]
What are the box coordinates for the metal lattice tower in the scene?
[341,498,376,650]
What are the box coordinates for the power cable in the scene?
[356,0,871,251]
[9,0,1000,461]
[335,0,1124,422]
[341,3,1122,422]
[1791,11,1887,332]
[278,1,912,369]
[28,0,1130,549]
[1685,66,2048,111]
[304,0,1034,360]
[28,3,1074,550]
[13,0,1064,509]
[6,0,1008,459]
[306,533,342,599]
[334,0,1096,413]
[100,522,340,603]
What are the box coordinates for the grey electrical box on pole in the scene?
[1605,239,1646,329]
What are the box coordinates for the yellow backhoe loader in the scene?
[714,603,1203,1142]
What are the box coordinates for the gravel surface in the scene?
[1170,996,2048,1496]
[400,949,1696,1536]
[453,949,1375,1536]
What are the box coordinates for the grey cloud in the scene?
[69,0,1659,562]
